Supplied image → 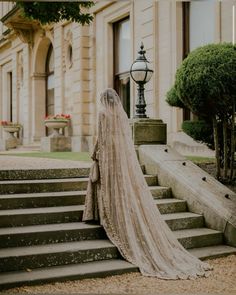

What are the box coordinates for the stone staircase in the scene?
[0,167,235,290]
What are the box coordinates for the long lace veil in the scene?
[93,88,212,279]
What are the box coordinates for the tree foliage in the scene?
[166,86,185,109]
[167,43,236,182]
[17,2,94,25]
[175,43,236,119]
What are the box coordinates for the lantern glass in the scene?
[130,60,153,83]
[145,70,153,83]
[130,60,146,82]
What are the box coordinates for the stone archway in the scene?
[32,37,53,141]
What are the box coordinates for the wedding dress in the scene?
[82,88,213,280]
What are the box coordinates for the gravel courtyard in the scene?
[3,255,236,294]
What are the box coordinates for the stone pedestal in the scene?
[130,118,167,145]
[6,137,17,149]
[41,136,71,152]
[0,139,7,151]
[0,138,18,150]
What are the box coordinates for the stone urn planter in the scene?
[2,125,21,149]
[44,120,69,138]
[3,125,20,134]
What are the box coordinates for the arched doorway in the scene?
[32,37,54,141]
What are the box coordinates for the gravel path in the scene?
[0,155,91,170]
[3,255,236,294]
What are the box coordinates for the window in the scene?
[113,18,131,117]
[189,1,215,51]
[182,2,191,121]
[45,44,55,135]
[7,72,12,122]
[46,44,54,117]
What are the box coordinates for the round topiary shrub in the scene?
[175,43,236,119]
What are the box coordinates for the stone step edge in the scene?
[0,168,91,181]
[0,166,148,181]
[0,240,115,258]
[0,185,168,199]
[0,206,197,217]
[188,245,236,260]
[0,174,157,185]
[0,222,102,236]
[1,245,236,290]
[0,227,223,257]
[0,191,87,200]
[0,178,89,185]
[0,259,138,291]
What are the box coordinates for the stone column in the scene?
[22,44,32,145]
[32,73,46,141]
[71,23,95,152]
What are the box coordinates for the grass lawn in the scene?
[186,155,215,164]
[0,152,91,162]
[0,150,216,164]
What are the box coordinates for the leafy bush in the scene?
[182,120,214,149]
[166,86,185,108]
[175,43,236,119]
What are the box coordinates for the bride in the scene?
[82,88,213,280]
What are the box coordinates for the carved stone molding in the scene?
[1,7,42,47]
[63,29,73,72]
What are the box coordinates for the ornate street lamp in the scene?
[130,42,153,118]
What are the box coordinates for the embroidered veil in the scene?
[83,88,213,279]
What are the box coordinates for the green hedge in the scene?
[181,120,214,149]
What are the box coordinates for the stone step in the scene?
[0,168,90,181]
[0,259,138,291]
[0,178,89,194]
[154,198,187,214]
[150,186,172,199]
[0,191,87,210]
[174,228,223,249]
[0,222,106,248]
[144,175,158,186]
[0,175,156,195]
[188,245,236,260]
[162,212,204,230]
[0,204,201,229]
[0,205,84,227]
[0,190,176,212]
[0,240,119,273]
[140,164,146,174]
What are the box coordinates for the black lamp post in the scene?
[130,42,153,118]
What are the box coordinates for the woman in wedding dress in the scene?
[82,88,213,280]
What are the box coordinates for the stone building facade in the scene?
[0,1,234,151]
